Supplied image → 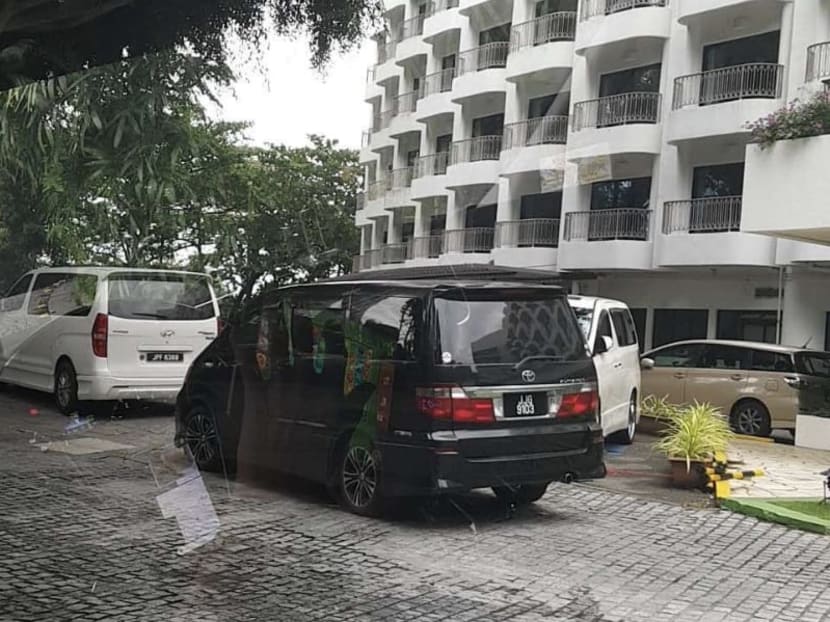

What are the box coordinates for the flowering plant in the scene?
[746,91,830,149]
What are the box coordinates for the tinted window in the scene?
[596,310,613,346]
[717,310,777,344]
[355,295,420,362]
[629,308,646,352]
[795,352,830,378]
[436,296,586,365]
[108,272,214,320]
[700,344,749,370]
[591,177,651,210]
[750,349,794,373]
[611,309,638,347]
[292,299,345,357]
[652,309,708,348]
[572,306,593,340]
[28,273,98,317]
[651,343,705,368]
[2,274,33,312]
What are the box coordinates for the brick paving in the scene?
[2,388,830,621]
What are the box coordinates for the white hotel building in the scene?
[353,0,830,352]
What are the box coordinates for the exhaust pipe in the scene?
[561,472,576,484]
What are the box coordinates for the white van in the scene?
[0,267,220,414]
[568,295,641,443]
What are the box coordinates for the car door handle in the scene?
[730,374,744,381]
[673,372,686,379]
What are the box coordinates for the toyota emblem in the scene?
[521,369,536,383]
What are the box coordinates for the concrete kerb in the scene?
[720,497,830,535]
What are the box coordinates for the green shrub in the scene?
[654,402,734,470]
[747,91,830,149]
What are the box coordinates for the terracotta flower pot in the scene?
[669,458,708,489]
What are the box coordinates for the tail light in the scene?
[558,389,599,419]
[92,313,108,358]
[416,385,495,424]
[217,317,225,335]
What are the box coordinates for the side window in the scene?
[595,310,614,349]
[651,344,705,368]
[610,308,638,347]
[750,349,794,373]
[700,345,749,370]
[27,273,98,317]
[1,274,33,312]
[356,295,420,361]
[291,298,346,359]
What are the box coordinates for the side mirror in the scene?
[640,357,655,370]
[594,335,614,355]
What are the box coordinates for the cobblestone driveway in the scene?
[2,389,830,622]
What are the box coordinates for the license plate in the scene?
[146,352,184,363]
[503,392,547,418]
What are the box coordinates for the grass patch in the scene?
[768,500,830,521]
[722,497,830,534]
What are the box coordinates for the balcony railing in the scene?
[456,42,510,77]
[420,67,455,97]
[564,209,651,241]
[367,178,390,200]
[450,136,502,164]
[355,249,381,270]
[672,63,783,109]
[351,255,362,272]
[413,152,450,178]
[580,0,668,21]
[496,219,560,248]
[356,192,366,211]
[380,243,409,264]
[377,39,396,64]
[372,108,396,131]
[392,90,421,115]
[572,92,661,131]
[443,227,495,253]
[510,12,577,50]
[806,42,830,83]
[394,14,426,41]
[388,167,414,189]
[663,197,742,234]
[503,115,568,148]
[361,130,372,147]
[425,0,459,17]
[411,234,444,258]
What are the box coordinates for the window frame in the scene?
[27,272,99,318]
[1,273,33,313]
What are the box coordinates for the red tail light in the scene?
[92,313,108,358]
[416,386,495,424]
[558,389,599,419]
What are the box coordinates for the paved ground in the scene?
[3,388,830,622]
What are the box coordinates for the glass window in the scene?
[700,344,749,370]
[435,296,587,366]
[702,31,780,71]
[572,306,593,341]
[717,310,777,344]
[107,272,214,320]
[520,192,562,220]
[651,343,705,368]
[464,204,497,228]
[353,294,421,361]
[611,309,638,347]
[750,349,794,373]
[535,0,577,17]
[478,23,511,45]
[692,163,745,199]
[28,273,99,317]
[652,309,708,348]
[796,352,830,378]
[472,113,504,137]
[527,93,570,118]
[590,177,652,211]
[1,274,33,313]
[629,308,646,352]
[596,310,613,341]
[599,63,661,97]
[292,299,345,357]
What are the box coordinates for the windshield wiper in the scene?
[129,312,170,319]
[513,354,565,370]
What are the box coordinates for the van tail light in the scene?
[92,313,108,358]
[558,389,599,419]
[217,317,225,335]
[416,385,495,424]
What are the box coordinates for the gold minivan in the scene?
[640,340,830,437]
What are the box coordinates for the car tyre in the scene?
[492,483,549,505]
[338,444,384,517]
[730,399,772,438]
[608,392,638,445]
[54,360,80,416]
[182,404,226,473]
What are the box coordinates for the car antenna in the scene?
[802,337,812,349]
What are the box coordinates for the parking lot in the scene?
[3,388,830,622]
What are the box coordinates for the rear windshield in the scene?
[795,352,830,378]
[435,296,588,366]
[107,272,215,320]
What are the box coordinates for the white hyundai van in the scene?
[0,267,220,414]
[568,295,641,443]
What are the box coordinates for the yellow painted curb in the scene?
[733,435,776,445]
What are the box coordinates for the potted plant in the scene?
[654,401,733,489]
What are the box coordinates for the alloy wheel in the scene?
[184,412,219,467]
[627,398,637,440]
[56,371,72,409]
[736,406,763,435]
[342,446,377,509]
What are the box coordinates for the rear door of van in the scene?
[105,271,218,380]
[425,286,598,459]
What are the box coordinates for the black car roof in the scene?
[321,263,572,284]
[280,279,564,294]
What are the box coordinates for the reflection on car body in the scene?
[175,278,606,516]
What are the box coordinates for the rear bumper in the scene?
[78,374,185,402]
[378,425,606,497]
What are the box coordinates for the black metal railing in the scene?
[420,67,455,97]
[510,12,577,50]
[413,152,450,178]
[663,197,742,234]
[450,136,502,164]
[672,63,783,109]
[495,219,560,248]
[580,0,668,20]
[443,227,495,253]
[572,92,661,130]
[456,42,510,76]
[503,116,568,148]
[564,209,651,241]
[806,42,830,83]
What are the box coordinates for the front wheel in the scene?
[608,393,638,445]
[54,360,79,416]
[493,483,549,505]
[730,400,771,437]
[338,445,384,517]
[183,405,225,472]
